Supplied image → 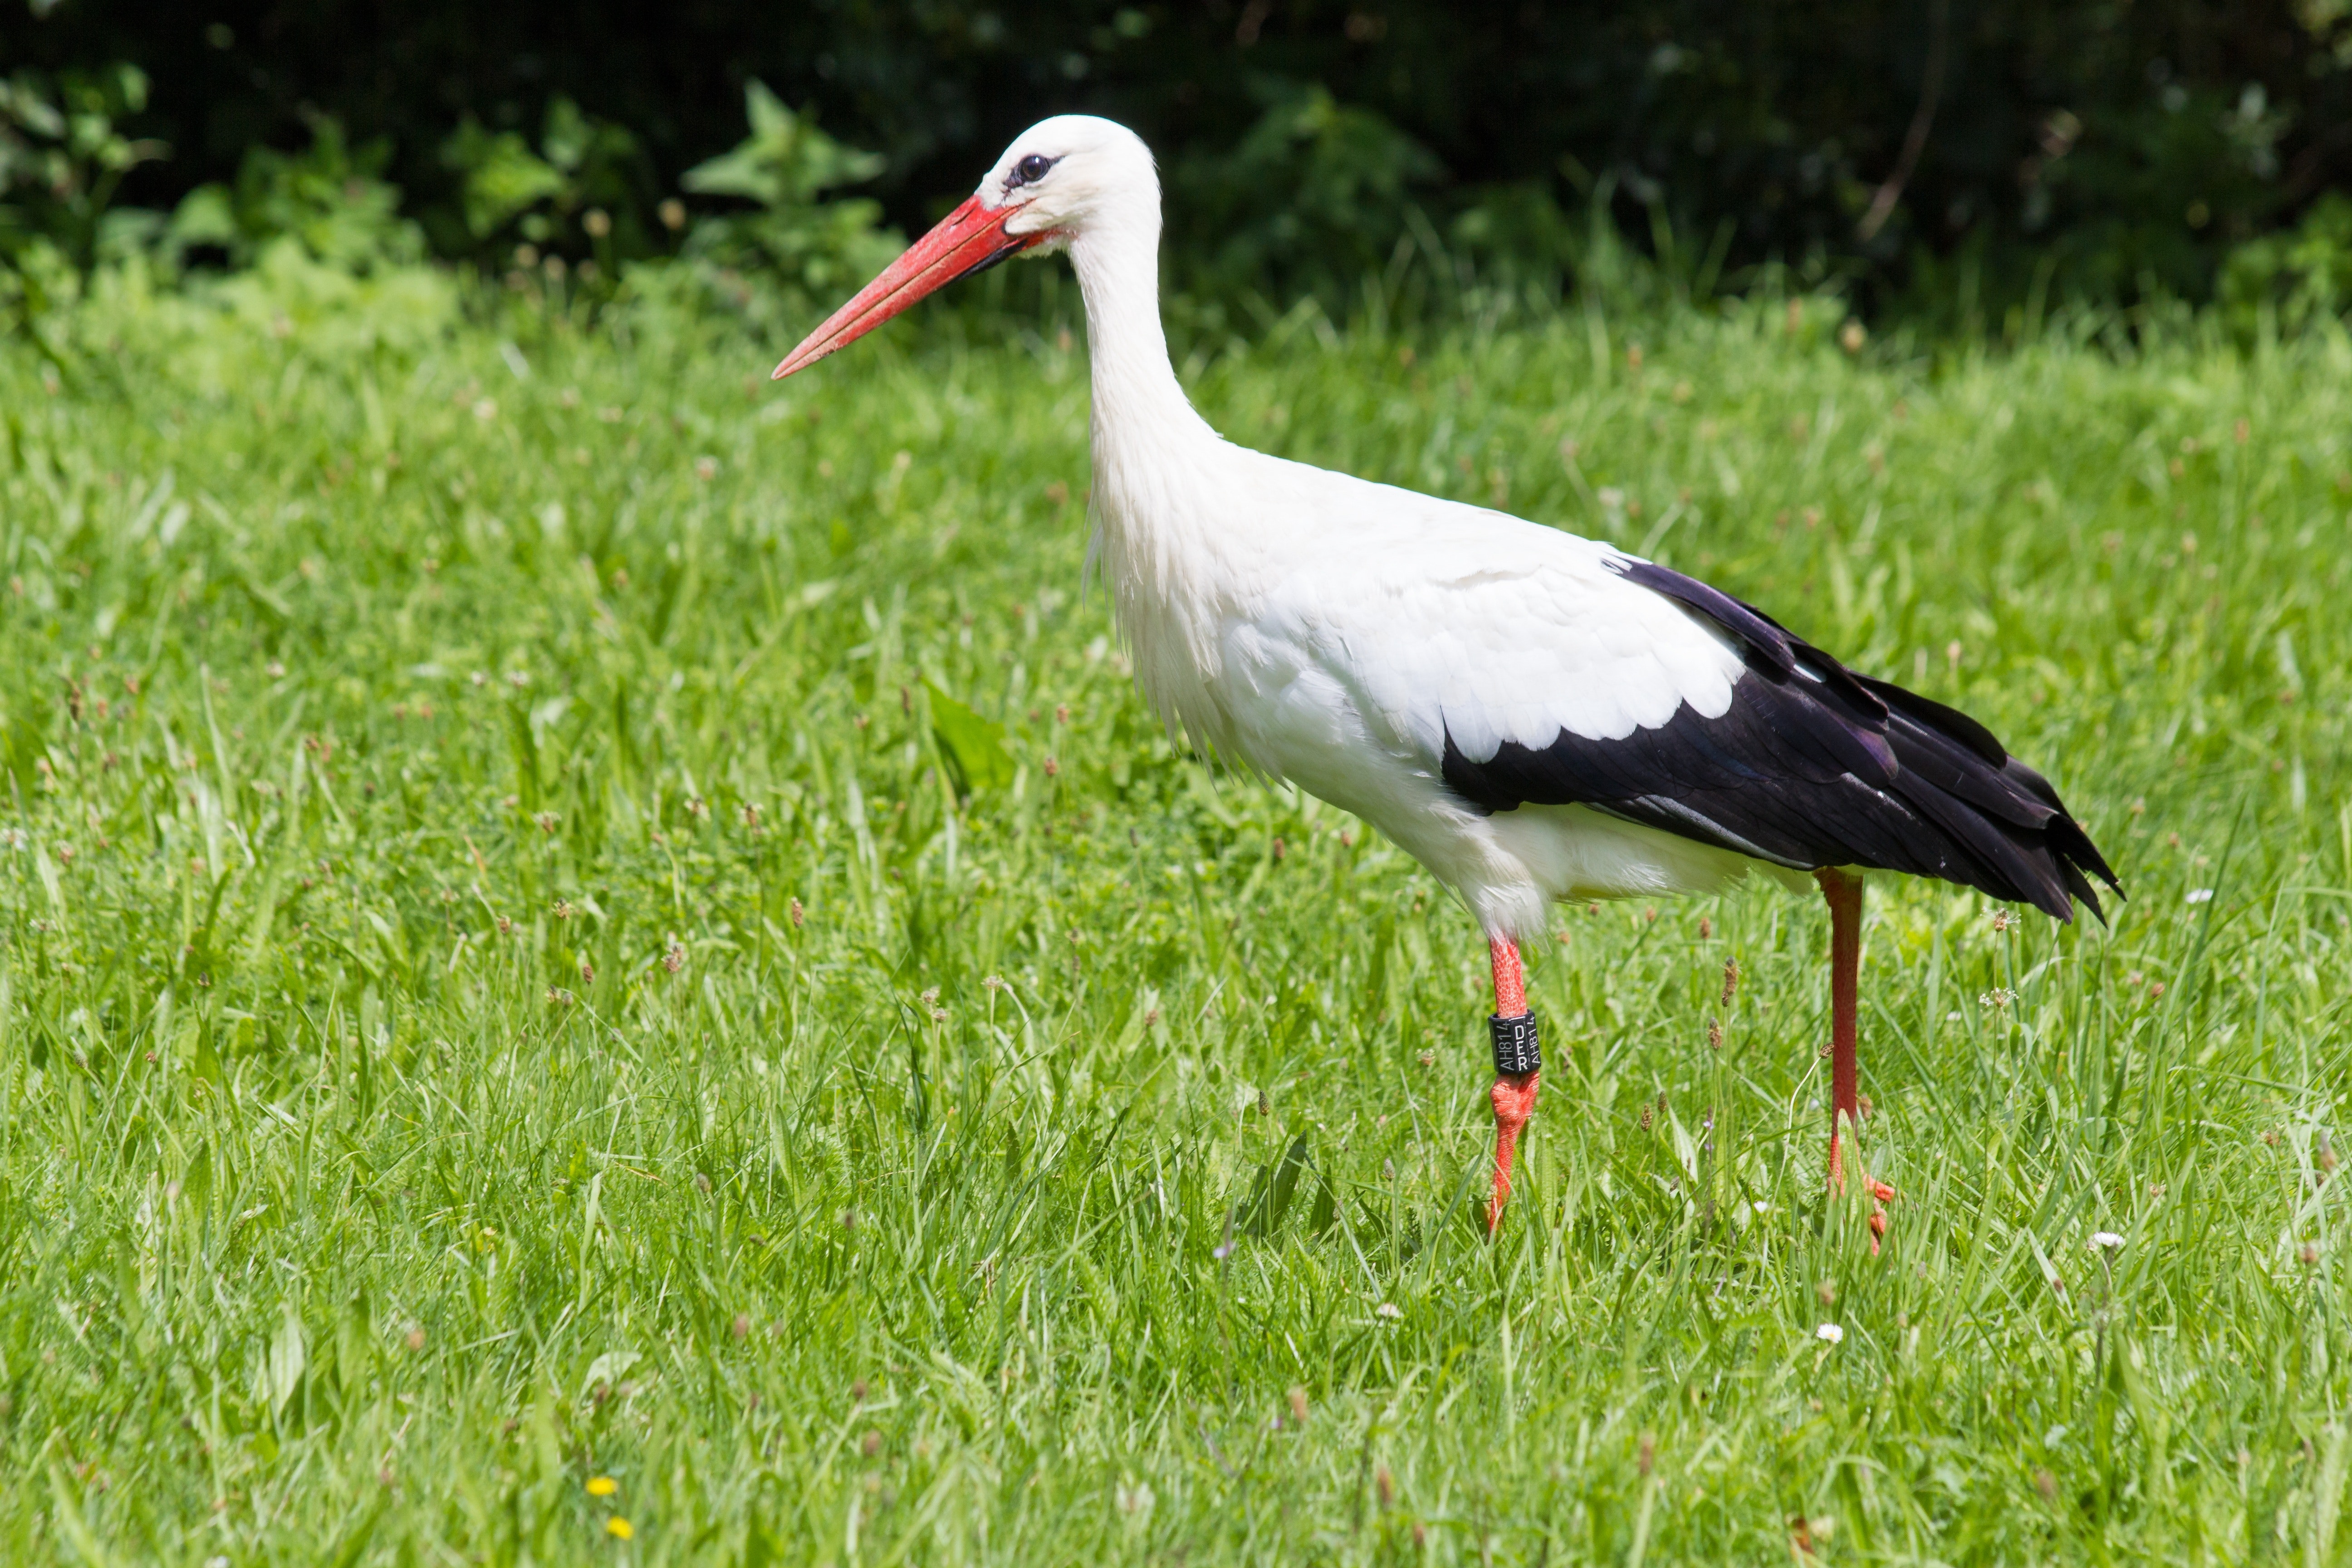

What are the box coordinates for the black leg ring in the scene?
[1490,1012,1541,1076]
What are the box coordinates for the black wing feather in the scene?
[1440,559,2123,921]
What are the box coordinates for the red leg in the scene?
[1818,868,1862,1187]
[1485,937,1541,1235]
[1815,868,1894,1247]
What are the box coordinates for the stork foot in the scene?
[1485,1071,1541,1235]
[1829,1154,1898,1253]
[1865,1181,1896,1252]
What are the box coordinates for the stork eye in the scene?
[1012,153,1056,186]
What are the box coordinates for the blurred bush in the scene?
[4,3,2352,335]
[672,80,901,314]
[0,62,165,270]
[2219,192,2352,337]
[1169,80,1441,307]
[583,84,903,350]
[167,115,422,273]
[434,95,654,277]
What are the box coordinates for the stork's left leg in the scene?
[1485,938,1542,1235]
[1816,868,1895,1248]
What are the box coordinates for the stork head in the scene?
[773,115,1153,379]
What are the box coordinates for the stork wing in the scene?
[1253,493,2118,920]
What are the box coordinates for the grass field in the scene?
[2,263,2349,1564]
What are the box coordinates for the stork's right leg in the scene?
[1816,868,1893,1248]
[1485,938,1542,1235]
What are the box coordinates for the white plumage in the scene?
[775,113,2117,1235]
[1105,447,1786,937]
[1034,119,1784,939]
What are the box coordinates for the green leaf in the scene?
[1242,1133,1315,1236]
[926,681,1013,797]
[180,1140,212,1207]
[540,96,595,174]
[1268,1132,1310,1227]
[444,122,564,238]
[1308,1170,1337,1233]
[265,1300,307,1418]
[681,81,883,209]
[167,183,237,249]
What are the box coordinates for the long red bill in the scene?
[772,196,1042,379]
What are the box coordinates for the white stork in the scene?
[774,117,2121,1239]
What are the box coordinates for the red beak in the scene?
[772,196,1044,379]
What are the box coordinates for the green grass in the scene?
[2,266,2349,1565]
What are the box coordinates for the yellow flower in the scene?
[606,1516,634,1540]
[586,1476,618,1497]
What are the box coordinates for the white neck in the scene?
[1066,202,1242,750]
[1068,211,1218,485]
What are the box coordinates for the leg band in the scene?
[1490,1012,1541,1076]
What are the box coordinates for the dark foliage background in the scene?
[6,0,2351,314]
